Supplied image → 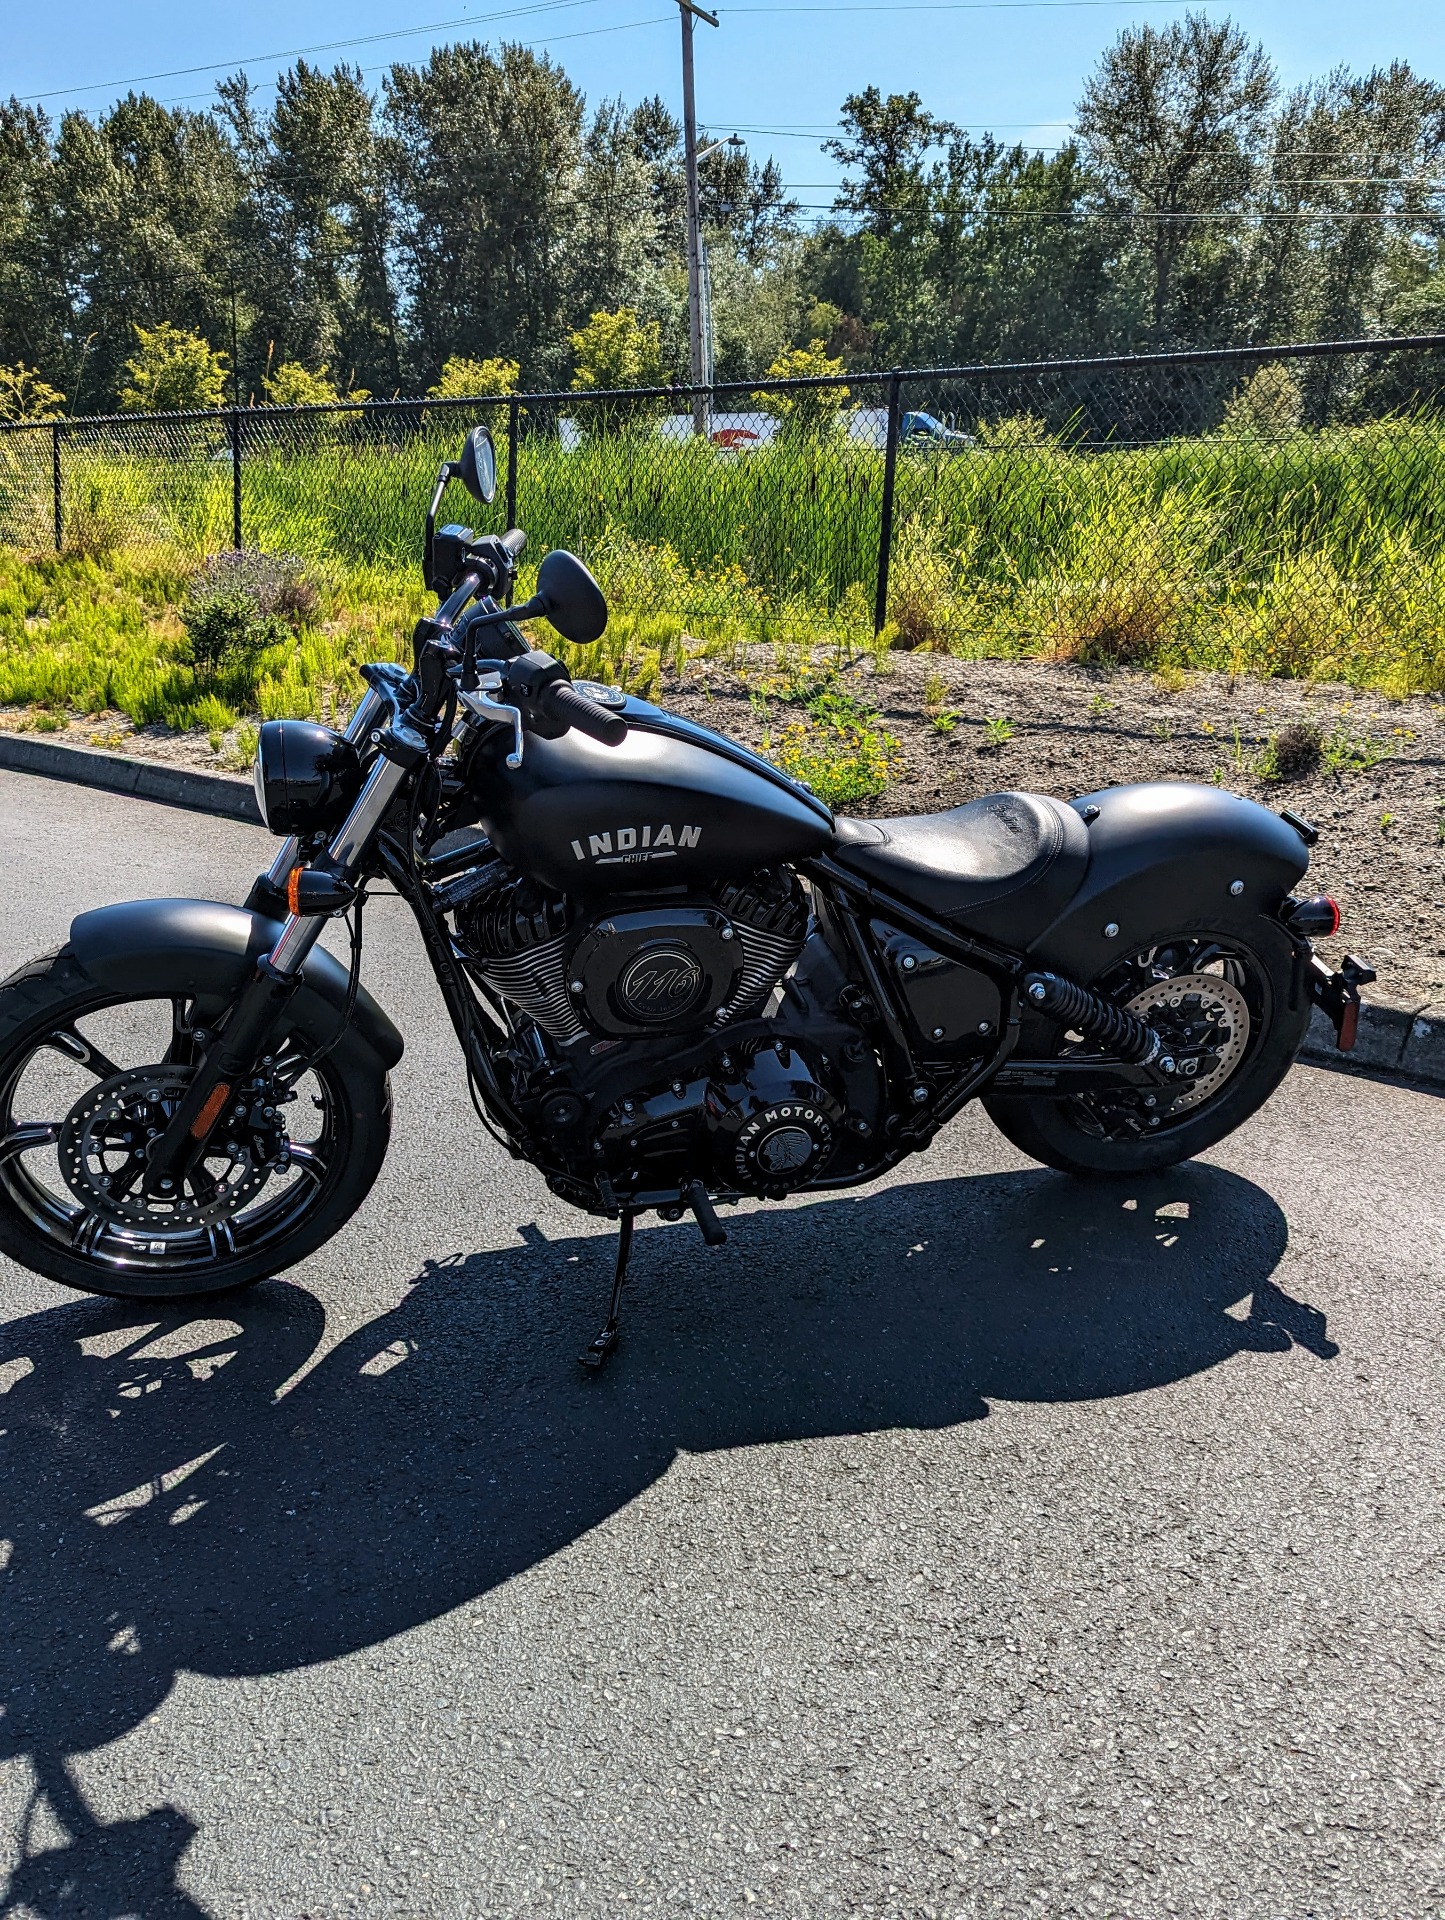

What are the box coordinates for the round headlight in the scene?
[253,720,363,839]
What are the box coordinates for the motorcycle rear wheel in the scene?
[0,948,391,1299]
[983,919,1309,1177]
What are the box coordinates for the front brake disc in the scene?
[57,1065,273,1231]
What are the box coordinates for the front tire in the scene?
[0,948,392,1299]
[983,919,1309,1176]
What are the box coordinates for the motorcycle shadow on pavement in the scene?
[0,1159,1335,1916]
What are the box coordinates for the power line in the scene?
[794,205,1445,217]
[16,0,1207,108]
[19,0,610,104]
[726,0,1192,9]
[785,177,1445,188]
[90,15,679,114]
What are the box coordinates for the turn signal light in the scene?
[1284,894,1341,938]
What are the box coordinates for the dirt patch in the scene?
[8,658,1442,1008]
[657,654,1445,1010]
[0,707,254,772]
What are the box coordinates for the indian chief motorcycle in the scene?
[0,426,1375,1364]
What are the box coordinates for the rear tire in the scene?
[0,948,392,1300]
[983,919,1309,1177]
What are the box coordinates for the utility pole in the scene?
[678,0,718,437]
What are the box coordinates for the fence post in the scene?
[873,372,903,636]
[51,422,63,553]
[229,408,243,551]
[505,395,520,532]
[504,395,520,606]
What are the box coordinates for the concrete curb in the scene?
[1302,1000,1445,1091]
[0,730,261,825]
[1,732,1439,1092]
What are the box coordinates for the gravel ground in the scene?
[0,771,1441,1919]
[659,654,1445,1008]
[7,654,1441,1005]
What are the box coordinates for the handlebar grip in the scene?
[501,528,527,559]
[539,681,628,746]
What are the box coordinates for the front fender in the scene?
[66,898,405,1069]
[1028,782,1310,980]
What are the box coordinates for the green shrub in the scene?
[181,549,317,676]
[429,356,520,399]
[119,323,228,413]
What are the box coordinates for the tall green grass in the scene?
[2,414,1444,723]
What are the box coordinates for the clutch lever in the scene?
[458,675,526,769]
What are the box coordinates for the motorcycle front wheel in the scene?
[0,948,391,1299]
[983,917,1310,1177]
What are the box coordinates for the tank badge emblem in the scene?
[570,825,701,865]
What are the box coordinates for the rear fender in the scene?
[1028,783,1310,980]
[66,898,404,1069]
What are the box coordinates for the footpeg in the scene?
[687,1180,728,1247]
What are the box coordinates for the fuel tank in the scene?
[463,695,834,895]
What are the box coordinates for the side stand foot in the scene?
[580,1212,635,1370]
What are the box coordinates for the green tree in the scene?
[927,136,1139,363]
[824,88,949,243]
[816,89,954,363]
[49,94,242,408]
[218,63,401,402]
[0,360,65,419]
[118,322,229,411]
[1221,361,1303,438]
[569,308,667,391]
[0,102,68,391]
[262,360,369,406]
[1076,14,1275,340]
[387,42,588,387]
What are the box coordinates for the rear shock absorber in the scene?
[1022,971,1162,1065]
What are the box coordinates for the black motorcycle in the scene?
[0,426,1374,1363]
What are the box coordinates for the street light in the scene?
[678,0,719,437]
[695,135,744,392]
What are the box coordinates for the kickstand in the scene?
[580,1211,635,1370]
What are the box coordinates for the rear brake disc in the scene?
[1124,972,1251,1116]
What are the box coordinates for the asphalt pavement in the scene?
[0,766,1441,1920]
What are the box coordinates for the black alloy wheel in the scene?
[0,952,390,1299]
[983,918,1311,1176]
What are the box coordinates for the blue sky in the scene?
[7,0,1444,210]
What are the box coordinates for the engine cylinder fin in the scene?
[716,921,805,1022]
[477,932,583,1041]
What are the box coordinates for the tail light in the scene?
[1284,894,1341,938]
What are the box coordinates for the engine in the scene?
[591,1036,847,1199]
[455,867,808,1046]
[445,860,882,1203]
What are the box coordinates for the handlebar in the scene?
[537,679,628,746]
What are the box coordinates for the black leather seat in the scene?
[830,790,1090,946]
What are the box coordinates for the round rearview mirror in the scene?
[535,549,608,645]
[456,425,497,505]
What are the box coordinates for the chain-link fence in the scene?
[3,335,1445,681]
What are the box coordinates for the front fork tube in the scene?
[146,730,408,1188]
